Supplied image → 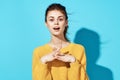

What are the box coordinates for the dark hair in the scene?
[45,3,69,41]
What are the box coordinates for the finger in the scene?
[54,47,61,55]
[57,53,65,56]
[56,56,65,62]
[52,47,57,51]
[52,47,59,55]
[54,51,60,57]
[56,51,69,56]
[53,47,60,53]
[56,47,61,51]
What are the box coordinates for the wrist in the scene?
[70,57,76,63]
[40,56,47,64]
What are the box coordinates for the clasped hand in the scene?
[40,48,75,64]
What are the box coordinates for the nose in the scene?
[54,19,59,25]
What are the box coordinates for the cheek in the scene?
[62,21,68,27]
[46,23,53,30]
[60,26,66,32]
[46,22,53,28]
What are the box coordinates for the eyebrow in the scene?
[48,16,64,18]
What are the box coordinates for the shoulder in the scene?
[33,44,48,52]
[33,44,50,57]
[70,43,86,60]
[71,43,85,50]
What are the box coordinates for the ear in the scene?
[65,20,68,27]
[45,22,48,27]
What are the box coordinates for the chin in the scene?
[52,32,61,36]
[53,34,60,36]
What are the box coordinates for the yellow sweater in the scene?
[32,43,89,80]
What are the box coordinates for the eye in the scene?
[59,18,64,21]
[49,18,54,22]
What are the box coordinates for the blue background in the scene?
[0,0,120,80]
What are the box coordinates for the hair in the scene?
[45,3,69,41]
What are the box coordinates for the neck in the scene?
[49,35,69,48]
[50,35,67,44]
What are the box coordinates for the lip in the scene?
[53,26,60,31]
[54,26,60,28]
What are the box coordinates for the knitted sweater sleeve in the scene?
[68,45,89,80]
[32,48,51,80]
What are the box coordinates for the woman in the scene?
[32,3,89,80]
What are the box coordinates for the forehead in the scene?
[47,10,65,18]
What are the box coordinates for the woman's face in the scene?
[45,10,68,36]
